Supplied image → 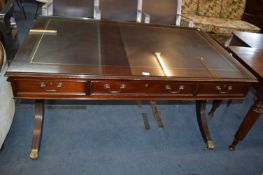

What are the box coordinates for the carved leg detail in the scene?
[30,100,44,160]
[208,100,222,117]
[196,100,215,150]
[229,99,263,151]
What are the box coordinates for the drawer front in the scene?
[197,83,250,97]
[14,79,89,96]
[91,80,196,96]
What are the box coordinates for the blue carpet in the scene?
[0,92,263,175]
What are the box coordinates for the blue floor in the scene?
[0,93,263,175]
[1,2,263,175]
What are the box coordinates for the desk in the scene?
[226,32,263,150]
[229,32,263,49]
[6,17,256,159]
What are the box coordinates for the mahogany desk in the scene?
[6,17,256,159]
[229,31,263,49]
[227,32,263,150]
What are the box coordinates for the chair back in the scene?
[181,0,198,14]
[142,0,179,24]
[99,0,140,21]
[180,0,246,20]
[53,0,94,18]
[220,0,246,20]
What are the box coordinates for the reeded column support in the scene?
[29,100,44,160]
[229,99,263,150]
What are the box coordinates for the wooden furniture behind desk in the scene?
[53,0,94,18]
[0,0,17,60]
[227,32,263,150]
[242,0,263,32]
[229,32,263,49]
[140,0,179,25]
[41,0,143,22]
[6,17,256,159]
[97,0,141,21]
[177,0,260,34]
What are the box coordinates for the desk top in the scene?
[229,46,263,80]
[233,32,263,49]
[7,17,255,82]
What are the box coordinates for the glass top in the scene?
[8,17,254,80]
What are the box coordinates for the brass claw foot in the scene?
[30,149,39,160]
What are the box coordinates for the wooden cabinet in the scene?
[243,0,263,31]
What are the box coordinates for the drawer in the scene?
[197,83,250,97]
[91,80,196,96]
[14,79,89,96]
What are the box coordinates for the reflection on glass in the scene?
[154,52,172,76]
[29,29,58,35]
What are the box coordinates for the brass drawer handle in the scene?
[104,83,126,94]
[57,82,64,88]
[40,82,46,88]
[165,85,184,94]
[216,85,232,94]
[39,82,64,92]
[45,89,57,92]
[40,82,64,88]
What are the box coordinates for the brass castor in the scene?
[29,149,39,160]
[206,140,215,150]
[228,145,235,151]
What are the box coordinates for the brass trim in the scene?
[29,29,57,35]
[30,20,51,63]
[206,140,215,150]
[29,149,39,160]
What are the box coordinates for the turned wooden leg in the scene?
[196,100,215,150]
[208,100,222,117]
[29,100,44,160]
[229,99,263,151]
